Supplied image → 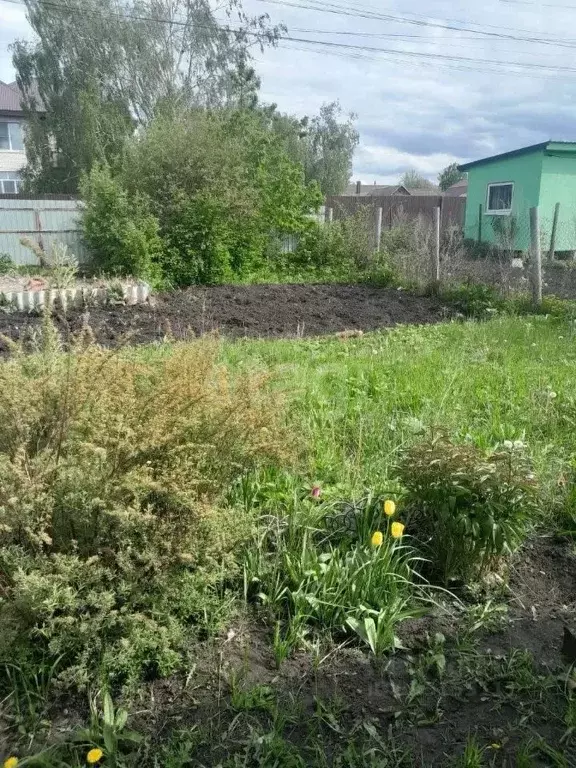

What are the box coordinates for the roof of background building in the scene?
[0,81,22,113]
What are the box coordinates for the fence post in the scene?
[328,207,334,223]
[376,207,383,251]
[548,202,560,260]
[433,206,441,283]
[477,203,483,243]
[529,206,542,306]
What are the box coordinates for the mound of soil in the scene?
[0,284,447,351]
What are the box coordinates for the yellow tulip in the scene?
[391,522,405,539]
[4,758,19,768]
[371,530,383,547]
[384,499,396,517]
[87,748,104,765]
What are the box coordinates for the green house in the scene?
[459,141,576,253]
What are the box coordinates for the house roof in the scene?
[444,178,468,197]
[408,186,441,196]
[0,80,44,115]
[458,141,576,171]
[0,81,23,113]
[344,183,411,196]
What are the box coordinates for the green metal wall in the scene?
[539,150,576,252]
[463,149,544,251]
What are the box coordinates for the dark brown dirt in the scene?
[2,539,574,764]
[135,537,576,766]
[0,284,447,352]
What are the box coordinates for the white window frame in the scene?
[0,172,22,194]
[485,182,514,215]
[0,121,23,152]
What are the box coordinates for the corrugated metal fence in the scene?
[0,194,87,264]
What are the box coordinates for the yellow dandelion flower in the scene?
[87,748,104,764]
[384,499,396,517]
[4,757,19,768]
[371,530,383,547]
[391,522,405,539]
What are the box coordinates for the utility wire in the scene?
[255,0,576,48]
[3,0,576,79]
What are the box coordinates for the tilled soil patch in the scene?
[0,284,447,352]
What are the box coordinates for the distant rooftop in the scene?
[0,80,44,115]
[0,81,22,113]
[343,182,440,197]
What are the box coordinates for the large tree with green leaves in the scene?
[265,101,358,196]
[13,0,279,192]
[438,162,465,191]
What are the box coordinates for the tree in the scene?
[400,169,436,190]
[438,162,465,192]
[266,102,358,197]
[13,0,280,192]
[300,102,359,196]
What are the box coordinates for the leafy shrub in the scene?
[438,281,505,318]
[80,164,164,285]
[117,110,321,287]
[398,435,539,585]
[0,333,288,690]
[0,253,13,274]
[509,293,576,320]
[292,209,394,283]
[159,192,235,286]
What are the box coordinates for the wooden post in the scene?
[433,206,441,282]
[529,206,542,306]
[376,207,383,251]
[327,207,334,223]
[477,203,483,243]
[548,202,560,260]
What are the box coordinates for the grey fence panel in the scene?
[0,195,87,264]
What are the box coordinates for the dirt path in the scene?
[0,284,447,351]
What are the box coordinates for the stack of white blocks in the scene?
[0,283,150,311]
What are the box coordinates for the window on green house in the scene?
[486,182,513,214]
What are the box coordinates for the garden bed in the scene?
[137,536,575,766]
[0,283,446,350]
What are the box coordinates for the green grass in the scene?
[212,316,576,503]
[4,313,576,766]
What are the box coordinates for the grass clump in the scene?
[0,335,287,691]
[399,434,539,585]
[245,495,421,658]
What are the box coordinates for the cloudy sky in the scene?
[2,0,576,183]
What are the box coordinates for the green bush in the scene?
[509,293,576,320]
[0,335,288,691]
[116,109,321,287]
[80,164,164,284]
[0,253,13,274]
[292,209,394,283]
[398,435,539,585]
[438,281,505,318]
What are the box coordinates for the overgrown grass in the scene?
[220,315,576,500]
[3,313,576,765]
